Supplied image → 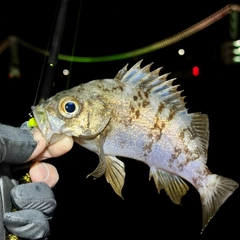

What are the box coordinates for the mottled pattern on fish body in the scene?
[83,75,203,176]
[32,60,238,233]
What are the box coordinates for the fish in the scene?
[32,60,239,232]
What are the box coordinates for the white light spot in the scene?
[233,56,240,62]
[233,39,240,47]
[178,49,185,55]
[63,69,69,76]
[233,47,240,55]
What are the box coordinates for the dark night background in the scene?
[1,0,240,239]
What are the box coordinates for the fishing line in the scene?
[16,4,240,64]
[33,0,61,106]
[66,0,83,90]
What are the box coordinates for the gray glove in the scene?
[0,122,56,240]
[4,182,56,239]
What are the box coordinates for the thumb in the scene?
[29,162,59,188]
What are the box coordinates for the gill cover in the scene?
[58,94,112,138]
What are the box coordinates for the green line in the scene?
[58,45,157,62]
[17,4,233,63]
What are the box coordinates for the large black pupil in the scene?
[65,102,76,113]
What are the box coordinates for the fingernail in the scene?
[36,162,49,180]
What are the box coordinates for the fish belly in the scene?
[103,123,207,187]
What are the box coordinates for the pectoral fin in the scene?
[86,131,126,198]
[86,132,107,179]
[149,167,189,204]
[86,155,106,179]
[105,156,125,198]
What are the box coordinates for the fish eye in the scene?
[58,97,80,118]
[65,102,76,113]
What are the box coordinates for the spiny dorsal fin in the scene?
[149,167,189,205]
[115,60,186,112]
[116,60,144,84]
[190,113,209,161]
[114,63,129,81]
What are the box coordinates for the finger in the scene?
[27,128,47,161]
[34,136,74,161]
[29,162,59,188]
[46,135,74,157]
[4,210,50,239]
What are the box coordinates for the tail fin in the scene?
[198,174,238,233]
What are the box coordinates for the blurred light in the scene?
[8,67,21,79]
[233,56,240,62]
[178,49,185,55]
[8,37,21,79]
[192,66,200,76]
[63,69,69,75]
[221,40,240,65]
[229,12,239,40]
[233,39,240,47]
[233,47,240,55]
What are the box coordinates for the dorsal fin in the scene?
[114,63,129,81]
[115,60,186,112]
[115,60,144,84]
[115,60,209,156]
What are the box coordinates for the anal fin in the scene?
[149,167,189,204]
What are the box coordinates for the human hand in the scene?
[0,123,73,239]
[4,182,56,239]
[0,122,74,188]
[27,127,74,187]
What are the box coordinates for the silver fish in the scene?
[32,60,238,232]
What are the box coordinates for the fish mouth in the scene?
[32,105,67,144]
[31,105,53,143]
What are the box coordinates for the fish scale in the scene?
[32,60,238,233]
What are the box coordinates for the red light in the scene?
[192,66,200,76]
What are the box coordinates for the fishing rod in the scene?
[6,1,69,239]
[38,0,69,104]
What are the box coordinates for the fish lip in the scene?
[31,105,53,143]
[32,105,68,144]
